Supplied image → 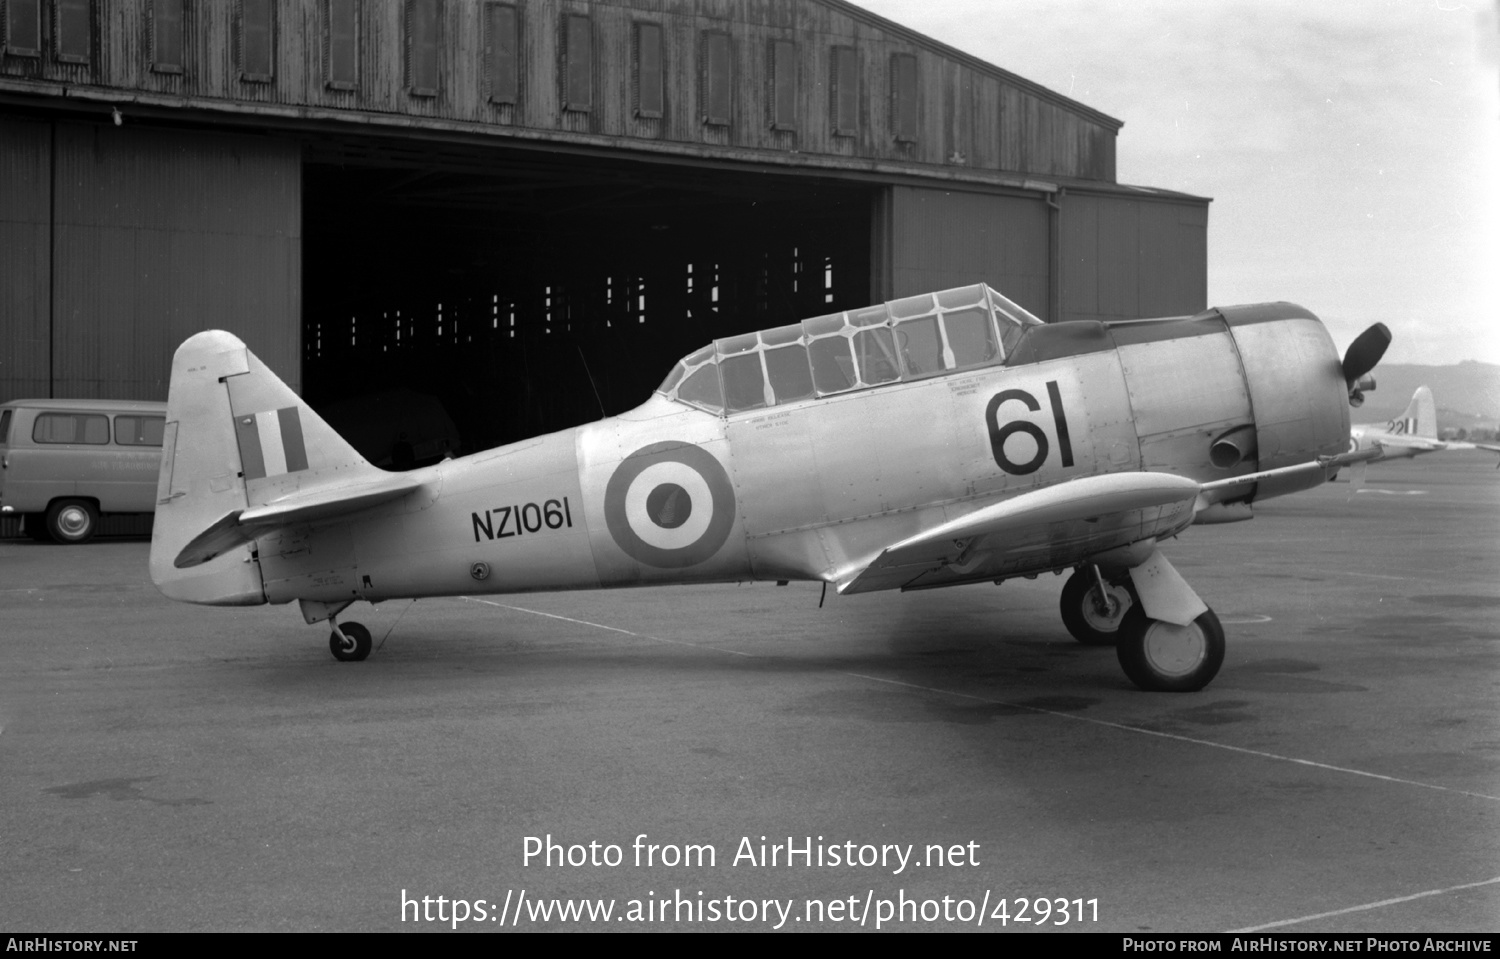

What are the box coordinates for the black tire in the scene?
[1116,605,1224,692]
[1059,567,1136,646]
[23,513,53,542]
[329,622,373,662]
[45,499,99,544]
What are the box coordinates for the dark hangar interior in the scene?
[0,0,1208,461]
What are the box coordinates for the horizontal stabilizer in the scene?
[174,471,427,568]
[151,329,421,605]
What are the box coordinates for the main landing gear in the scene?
[1060,567,1136,646]
[1114,605,1224,693]
[329,620,372,662]
[1061,557,1224,692]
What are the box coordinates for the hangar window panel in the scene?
[239,0,274,81]
[701,31,731,126]
[854,329,900,386]
[33,413,108,445]
[325,0,358,89]
[5,0,40,56]
[563,13,592,111]
[151,0,183,73]
[764,345,815,404]
[406,0,441,96]
[895,316,948,377]
[485,3,518,104]
[634,21,662,117]
[769,39,796,130]
[115,415,166,447]
[892,53,918,142]
[830,45,857,136]
[943,308,1000,368]
[55,0,90,63]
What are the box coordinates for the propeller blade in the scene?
[1341,322,1391,385]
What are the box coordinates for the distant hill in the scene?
[1355,361,1500,429]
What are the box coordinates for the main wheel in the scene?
[1060,567,1136,646]
[329,622,373,662]
[1116,605,1224,692]
[45,499,99,544]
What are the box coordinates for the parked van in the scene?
[0,398,166,544]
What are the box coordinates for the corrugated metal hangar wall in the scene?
[0,115,302,399]
[0,0,1208,461]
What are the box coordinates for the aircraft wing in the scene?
[835,472,1201,594]
[173,471,429,569]
[836,451,1387,595]
[1371,434,1451,453]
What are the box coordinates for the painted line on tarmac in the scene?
[1219,614,1272,625]
[461,597,753,657]
[1355,489,1429,495]
[1228,874,1500,932]
[464,597,1500,805]
[846,672,1500,803]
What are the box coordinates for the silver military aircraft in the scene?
[149,284,1390,692]
[1348,385,1500,461]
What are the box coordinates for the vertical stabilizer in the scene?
[1388,386,1437,440]
[149,330,377,605]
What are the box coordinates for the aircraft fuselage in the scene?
[246,305,1350,610]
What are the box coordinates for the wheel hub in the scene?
[57,507,90,536]
[1083,585,1129,630]
[1141,621,1208,678]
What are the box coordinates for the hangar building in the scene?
[1,0,1208,456]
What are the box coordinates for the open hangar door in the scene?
[301,141,875,464]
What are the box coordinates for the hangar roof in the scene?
[0,0,1133,191]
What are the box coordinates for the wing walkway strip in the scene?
[461,597,1500,804]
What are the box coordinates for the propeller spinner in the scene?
[1342,322,1391,406]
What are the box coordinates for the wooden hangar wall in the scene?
[0,0,1207,461]
[0,114,302,403]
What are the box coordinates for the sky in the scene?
[850,0,1500,366]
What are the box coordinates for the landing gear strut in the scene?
[1059,566,1136,646]
[329,620,372,662]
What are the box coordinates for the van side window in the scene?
[33,413,110,445]
[115,415,167,447]
[0,409,11,444]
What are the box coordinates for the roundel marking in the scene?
[604,442,736,568]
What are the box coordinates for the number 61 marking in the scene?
[986,380,1075,475]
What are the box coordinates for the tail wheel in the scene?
[1116,605,1224,692]
[329,622,373,662]
[1060,567,1136,646]
[45,499,99,544]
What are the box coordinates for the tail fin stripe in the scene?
[256,410,288,477]
[235,414,267,480]
[278,406,309,473]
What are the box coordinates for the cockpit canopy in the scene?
[657,284,1044,415]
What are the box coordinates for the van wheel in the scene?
[46,499,99,544]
